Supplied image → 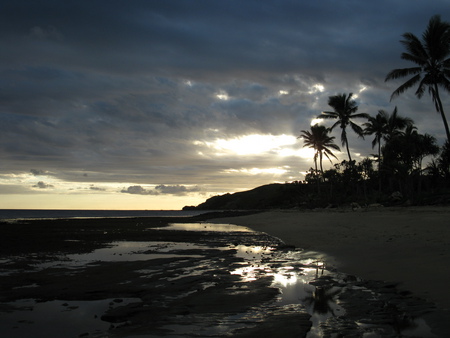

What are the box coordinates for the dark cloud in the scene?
[89,185,105,191]
[121,186,157,195]
[30,169,47,176]
[32,181,54,189]
[155,184,201,195]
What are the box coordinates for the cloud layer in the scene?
[1,1,449,209]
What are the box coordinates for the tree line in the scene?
[298,15,450,206]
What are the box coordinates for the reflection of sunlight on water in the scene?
[229,245,345,338]
[160,223,253,232]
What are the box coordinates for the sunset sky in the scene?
[1,1,450,210]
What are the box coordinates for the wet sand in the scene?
[1,209,448,337]
[212,206,450,336]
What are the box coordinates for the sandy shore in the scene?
[212,206,450,333]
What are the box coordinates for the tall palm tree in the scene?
[363,111,388,165]
[385,15,450,143]
[299,124,340,174]
[318,93,369,162]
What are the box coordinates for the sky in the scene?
[1,0,450,210]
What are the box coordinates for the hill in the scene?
[183,183,308,210]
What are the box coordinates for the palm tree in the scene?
[318,93,369,162]
[383,106,414,141]
[299,124,340,174]
[364,106,414,163]
[363,111,388,166]
[385,15,450,143]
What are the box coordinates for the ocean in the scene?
[0,209,209,220]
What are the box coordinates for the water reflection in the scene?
[302,285,341,316]
[159,222,253,232]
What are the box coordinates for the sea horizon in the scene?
[0,209,209,220]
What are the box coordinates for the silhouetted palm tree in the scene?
[383,106,414,141]
[364,107,414,164]
[363,111,388,166]
[385,15,450,142]
[318,93,369,162]
[364,107,413,192]
[299,124,340,174]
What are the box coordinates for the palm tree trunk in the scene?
[378,140,382,193]
[346,142,352,162]
[319,151,324,175]
[314,152,318,173]
[434,84,450,143]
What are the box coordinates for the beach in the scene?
[212,206,450,336]
[0,209,449,337]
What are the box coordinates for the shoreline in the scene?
[210,206,450,336]
[1,209,449,336]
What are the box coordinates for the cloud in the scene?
[155,184,201,195]
[30,169,47,176]
[29,25,63,41]
[121,184,201,196]
[32,181,54,189]
[121,186,156,195]
[89,185,105,191]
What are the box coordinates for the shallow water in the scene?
[0,222,438,337]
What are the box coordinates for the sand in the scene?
[211,206,450,331]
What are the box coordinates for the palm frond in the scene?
[385,67,422,81]
[319,111,339,119]
[351,112,370,119]
[390,74,422,100]
[401,32,428,59]
[401,52,427,65]
[350,122,365,138]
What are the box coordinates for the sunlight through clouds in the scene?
[195,134,298,156]
[223,167,289,175]
[310,118,323,126]
[215,90,229,100]
[308,84,325,94]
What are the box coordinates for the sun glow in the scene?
[196,134,297,156]
[310,118,323,126]
[308,84,325,94]
[216,90,229,100]
[223,167,289,175]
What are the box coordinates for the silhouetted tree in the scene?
[383,126,439,196]
[386,15,450,142]
[364,107,414,168]
[318,93,369,162]
[383,106,415,142]
[299,124,340,175]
